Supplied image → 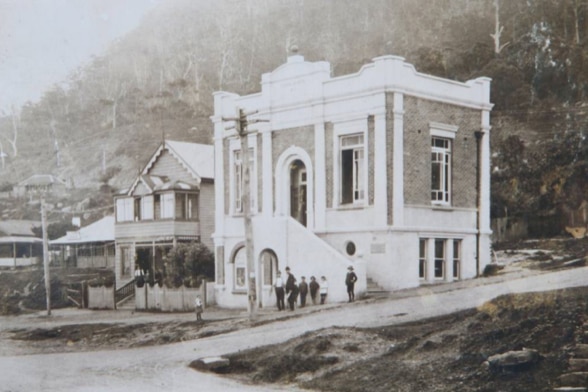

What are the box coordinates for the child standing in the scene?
[195,295,204,321]
[319,276,328,305]
[298,276,308,308]
[309,276,320,305]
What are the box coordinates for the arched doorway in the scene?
[275,146,314,229]
[290,160,307,226]
[259,249,278,308]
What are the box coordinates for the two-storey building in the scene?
[114,140,214,286]
[211,52,492,308]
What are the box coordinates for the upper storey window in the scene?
[340,134,365,204]
[429,122,458,206]
[431,137,451,205]
[231,146,256,214]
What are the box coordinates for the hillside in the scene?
[0,0,587,224]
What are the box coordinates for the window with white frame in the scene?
[233,247,247,291]
[340,134,365,204]
[453,240,461,279]
[434,239,445,279]
[175,193,198,220]
[160,192,174,219]
[116,198,134,222]
[142,195,154,220]
[134,198,141,221]
[431,137,451,204]
[419,239,427,280]
[232,147,255,213]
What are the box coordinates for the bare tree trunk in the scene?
[49,121,61,167]
[490,0,509,54]
[0,140,5,169]
[8,106,19,157]
[574,0,581,45]
[112,100,117,129]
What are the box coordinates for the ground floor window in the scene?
[453,240,461,279]
[420,238,462,282]
[434,239,445,279]
[419,239,427,280]
[233,246,247,292]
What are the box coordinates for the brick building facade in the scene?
[211,53,492,309]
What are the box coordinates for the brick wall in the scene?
[402,95,480,208]
[367,115,375,206]
[386,93,395,225]
[257,135,263,213]
[325,122,334,208]
[223,138,230,215]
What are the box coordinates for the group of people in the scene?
[273,265,358,311]
[193,264,359,320]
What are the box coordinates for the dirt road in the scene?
[2,266,588,392]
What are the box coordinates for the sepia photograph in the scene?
[1,0,588,391]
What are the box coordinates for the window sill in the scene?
[232,290,247,295]
[335,202,368,211]
[115,218,200,223]
[230,211,258,217]
[431,204,453,211]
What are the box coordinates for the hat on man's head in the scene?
[285,266,290,271]
[348,266,354,270]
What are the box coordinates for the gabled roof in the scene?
[0,220,40,237]
[125,140,214,196]
[50,216,115,245]
[17,174,67,187]
[164,140,214,180]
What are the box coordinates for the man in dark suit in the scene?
[285,266,298,311]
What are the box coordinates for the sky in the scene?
[0,0,158,112]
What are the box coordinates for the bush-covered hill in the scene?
[0,0,587,223]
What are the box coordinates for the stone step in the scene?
[559,372,588,387]
[366,278,387,293]
[116,295,135,310]
[570,359,588,372]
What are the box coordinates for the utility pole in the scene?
[223,108,268,317]
[41,196,51,316]
[238,109,256,316]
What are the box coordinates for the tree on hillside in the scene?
[490,0,510,54]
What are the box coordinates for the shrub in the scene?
[163,243,214,288]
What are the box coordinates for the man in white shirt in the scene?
[274,271,285,311]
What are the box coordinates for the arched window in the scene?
[232,246,247,291]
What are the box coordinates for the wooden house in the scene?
[114,140,214,287]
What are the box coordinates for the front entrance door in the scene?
[289,160,307,226]
[259,249,278,308]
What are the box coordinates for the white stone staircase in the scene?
[366,277,387,296]
[252,216,367,303]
